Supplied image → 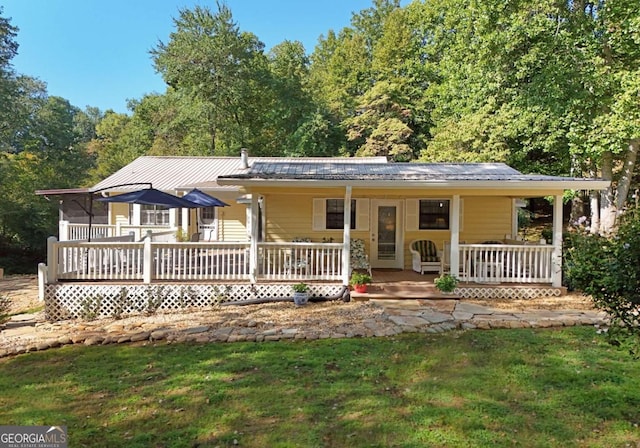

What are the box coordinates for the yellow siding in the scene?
[217,203,247,241]
[111,203,129,225]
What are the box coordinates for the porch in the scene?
[45,238,556,286]
[39,237,564,321]
[352,269,564,301]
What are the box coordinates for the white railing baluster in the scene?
[458,243,553,284]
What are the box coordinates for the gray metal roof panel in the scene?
[221,162,527,181]
[91,156,388,192]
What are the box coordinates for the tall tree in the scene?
[151,4,273,155]
[0,7,19,151]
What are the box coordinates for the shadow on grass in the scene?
[0,327,639,447]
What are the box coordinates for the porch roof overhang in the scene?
[216,162,610,192]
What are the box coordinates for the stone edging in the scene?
[0,301,609,358]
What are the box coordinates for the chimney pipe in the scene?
[240,148,249,169]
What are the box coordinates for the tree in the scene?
[0,7,18,146]
[151,4,273,155]
[565,207,640,357]
[345,81,413,161]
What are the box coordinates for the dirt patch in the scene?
[465,292,595,311]
[0,275,42,315]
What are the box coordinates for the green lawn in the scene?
[1,327,639,447]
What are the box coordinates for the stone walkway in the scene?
[0,299,608,358]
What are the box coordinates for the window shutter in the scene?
[406,199,418,230]
[355,198,369,231]
[312,198,326,231]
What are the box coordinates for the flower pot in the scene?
[353,284,368,293]
[293,292,309,306]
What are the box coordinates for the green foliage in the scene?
[78,296,103,321]
[291,282,309,293]
[434,273,459,292]
[349,272,372,286]
[565,208,640,356]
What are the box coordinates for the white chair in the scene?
[410,240,440,274]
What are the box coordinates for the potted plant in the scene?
[434,273,459,294]
[292,282,310,306]
[350,272,372,293]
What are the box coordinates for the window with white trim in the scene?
[419,199,450,229]
[313,198,370,231]
[140,204,170,225]
[326,199,356,229]
[406,198,460,231]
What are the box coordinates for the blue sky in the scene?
[2,0,385,114]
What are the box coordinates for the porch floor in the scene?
[353,269,563,300]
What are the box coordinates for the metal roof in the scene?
[217,161,610,191]
[91,156,388,192]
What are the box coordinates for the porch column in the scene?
[342,186,352,286]
[450,194,461,277]
[249,194,259,284]
[181,208,189,236]
[551,194,563,287]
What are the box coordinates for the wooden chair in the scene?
[410,239,440,274]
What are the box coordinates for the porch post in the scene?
[249,194,259,284]
[342,186,352,286]
[59,220,69,241]
[450,195,461,277]
[143,236,152,284]
[47,236,58,283]
[551,194,563,287]
[181,208,190,236]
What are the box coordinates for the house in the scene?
[38,151,609,320]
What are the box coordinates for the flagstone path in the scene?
[0,298,607,358]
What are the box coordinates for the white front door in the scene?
[370,200,404,269]
[198,207,217,240]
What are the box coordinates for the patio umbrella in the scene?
[96,187,202,208]
[182,188,229,207]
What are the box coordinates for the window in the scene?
[141,204,170,225]
[419,200,450,229]
[326,199,356,229]
[313,198,369,231]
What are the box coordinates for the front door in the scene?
[198,207,217,241]
[370,200,403,269]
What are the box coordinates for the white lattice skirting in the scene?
[44,283,347,321]
[456,286,562,300]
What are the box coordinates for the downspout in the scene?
[342,186,352,287]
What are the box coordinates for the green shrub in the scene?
[565,209,640,356]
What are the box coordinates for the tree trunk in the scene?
[599,150,616,234]
[615,138,639,212]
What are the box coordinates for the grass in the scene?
[0,327,639,447]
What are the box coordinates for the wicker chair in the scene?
[410,239,441,274]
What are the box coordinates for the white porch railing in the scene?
[154,242,251,281]
[459,244,554,284]
[60,221,174,241]
[48,239,343,283]
[258,242,343,281]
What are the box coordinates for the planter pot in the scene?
[293,292,309,306]
[353,284,368,293]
